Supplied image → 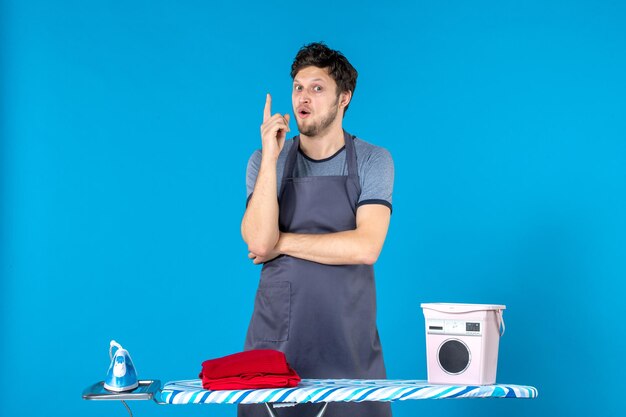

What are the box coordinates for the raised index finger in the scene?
[263,93,272,123]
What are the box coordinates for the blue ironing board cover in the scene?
[157,379,538,404]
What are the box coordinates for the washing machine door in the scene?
[438,339,471,374]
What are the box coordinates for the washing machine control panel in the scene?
[426,319,482,336]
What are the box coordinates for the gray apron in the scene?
[239,131,391,417]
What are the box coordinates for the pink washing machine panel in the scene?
[421,303,506,385]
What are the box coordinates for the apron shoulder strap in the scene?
[343,130,361,196]
[279,136,300,196]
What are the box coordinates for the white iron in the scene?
[103,340,139,392]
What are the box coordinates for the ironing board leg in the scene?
[264,402,328,417]
[264,403,278,417]
[314,403,328,417]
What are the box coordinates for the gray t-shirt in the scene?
[246,135,394,212]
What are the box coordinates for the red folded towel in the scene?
[199,349,301,390]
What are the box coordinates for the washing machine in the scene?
[421,303,505,385]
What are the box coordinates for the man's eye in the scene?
[313,86,322,92]
[294,85,303,91]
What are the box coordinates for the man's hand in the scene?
[248,246,281,265]
[261,94,290,161]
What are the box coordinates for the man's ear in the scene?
[339,90,352,109]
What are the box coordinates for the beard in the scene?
[297,97,340,137]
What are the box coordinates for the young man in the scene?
[239,43,394,417]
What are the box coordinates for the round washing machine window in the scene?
[437,339,471,374]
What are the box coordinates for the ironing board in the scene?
[157,378,537,416]
[85,378,537,417]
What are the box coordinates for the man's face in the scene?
[292,66,345,138]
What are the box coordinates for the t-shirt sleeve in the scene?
[357,147,394,212]
[246,149,262,205]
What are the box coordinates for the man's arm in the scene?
[250,204,391,265]
[241,155,280,256]
[241,94,290,256]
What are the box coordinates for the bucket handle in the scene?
[496,310,506,337]
[109,340,123,360]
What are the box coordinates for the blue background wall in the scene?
[2,1,624,416]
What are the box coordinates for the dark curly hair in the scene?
[290,42,358,113]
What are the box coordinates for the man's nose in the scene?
[298,92,310,103]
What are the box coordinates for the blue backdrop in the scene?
[2,1,624,416]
